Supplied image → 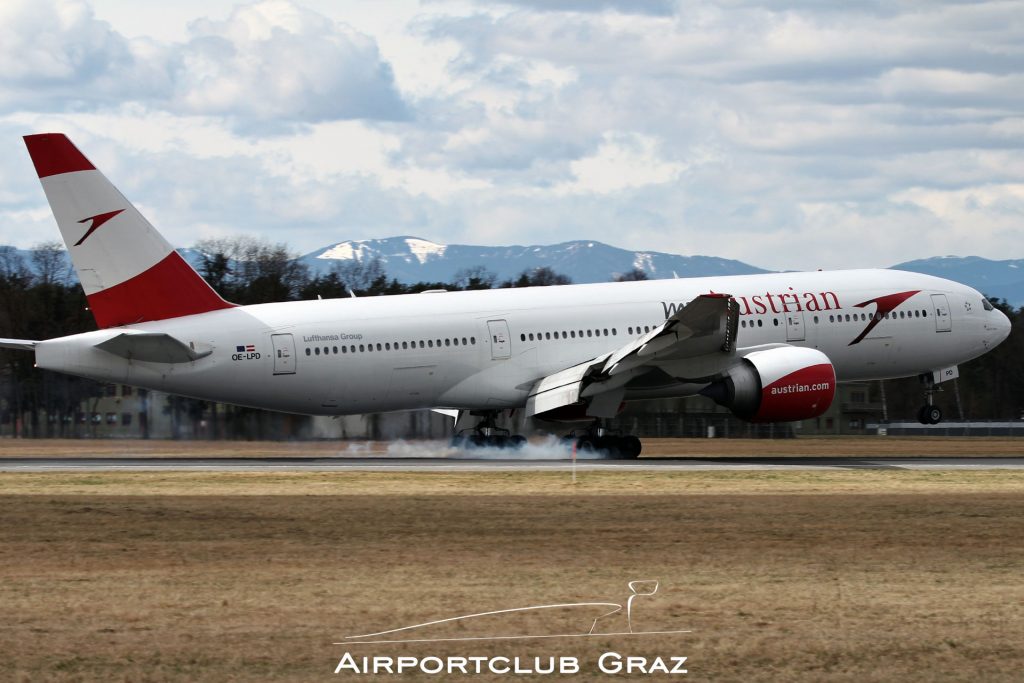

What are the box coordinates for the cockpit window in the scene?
[982,298,994,311]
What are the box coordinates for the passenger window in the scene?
[305,348,311,356]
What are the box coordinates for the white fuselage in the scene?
[35,269,1009,416]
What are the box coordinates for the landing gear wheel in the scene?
[510,435,528,449]
[917,405,942,425]
[620,435,642,459]
[575,436,596,454]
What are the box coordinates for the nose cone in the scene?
[991,308,1012,347]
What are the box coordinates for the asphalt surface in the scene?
[2,456,1024,472]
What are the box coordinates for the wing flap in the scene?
[95,332,212,364]
[525,354,610,417]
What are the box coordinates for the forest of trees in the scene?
[1,237,1022,438]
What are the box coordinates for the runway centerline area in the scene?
[2,456,1024,472]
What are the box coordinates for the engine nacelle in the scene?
[704,347,836,422]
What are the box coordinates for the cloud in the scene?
[554,132,684,195]
[2,0,1023,272]
[484,0,677,15]
[172,1,408,124]
[0,0,407,126]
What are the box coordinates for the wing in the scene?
[525,294,742,419]
[0,338,38,351]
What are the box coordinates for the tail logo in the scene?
[74,209,125,246]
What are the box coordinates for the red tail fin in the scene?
[24,134,234,328]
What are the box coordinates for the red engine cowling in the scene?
[704,347,836,422]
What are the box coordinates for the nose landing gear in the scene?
[917,375,943,425]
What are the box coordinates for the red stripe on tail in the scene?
[87,252,234,328]
[23,133,96,178]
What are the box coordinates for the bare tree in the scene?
[452,266,497,290]
[615,268,649,282]
[30,242,71,286]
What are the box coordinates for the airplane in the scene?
[0,133,1012,457]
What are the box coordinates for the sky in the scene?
[0,0,1022,271]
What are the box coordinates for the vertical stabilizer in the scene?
[23,133,233,328]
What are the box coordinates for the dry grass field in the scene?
[1,468,1023,682]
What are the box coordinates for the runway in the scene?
[2,456,1024,472]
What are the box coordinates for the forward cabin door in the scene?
[487,320,511,360]
[785,311,805,342]
[271,333,297,374]
[931,294,952,332]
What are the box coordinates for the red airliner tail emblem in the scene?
[74,209,125,246]
[848,290,921,345]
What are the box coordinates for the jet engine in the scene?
[702,347,836,422]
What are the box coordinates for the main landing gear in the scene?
[565,422,642,459]
[917,375,943,425]
[450,411,528,450]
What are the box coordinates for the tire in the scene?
[575,436,596,454]
[620,435,642,459]
[926,406,942,425]
[917,405,930,425]
[510,435,528,449]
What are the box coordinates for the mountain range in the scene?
[5,237,1023,306]
[298,236,768,283]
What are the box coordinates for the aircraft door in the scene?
[487,320,511,360]
[785,311,805,342]
[271,333,297,374]
[931,294,952,332]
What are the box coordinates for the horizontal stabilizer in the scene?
[0,338,38,351]
[95,332,211,364]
